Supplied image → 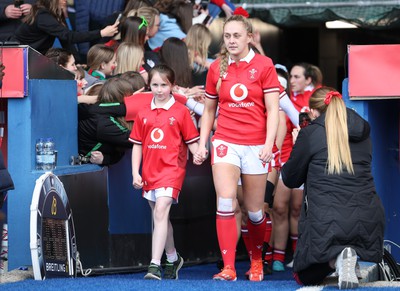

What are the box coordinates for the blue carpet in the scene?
[0,261,397,290]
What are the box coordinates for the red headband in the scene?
[324,91,342,105]
[233,7,249,18]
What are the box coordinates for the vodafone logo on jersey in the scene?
[150,128,164,142]
[228,83,255,108]
[230,83,248,101]
[148,128,167,149]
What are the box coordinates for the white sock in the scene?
[150,259,161,266]
[166,250,178,263]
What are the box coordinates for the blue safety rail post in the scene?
[342,78,400,261]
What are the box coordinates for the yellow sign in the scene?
[51,196,57,216]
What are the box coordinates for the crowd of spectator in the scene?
[0,1,385,289]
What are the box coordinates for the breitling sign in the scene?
[30,173,77,280]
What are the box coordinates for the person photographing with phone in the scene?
[12,0,119,60]
[0,58,15,247]
[0,0,34,42]
[282,87,385,289]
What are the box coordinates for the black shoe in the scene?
[216,258,224,270]
[164,253,184,279]
[144,263,162,280]
[263,261,273,275]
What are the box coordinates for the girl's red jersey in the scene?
[129,97,199,191]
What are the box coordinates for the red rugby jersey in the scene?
[205,50,280,145]
[129,97,199,191]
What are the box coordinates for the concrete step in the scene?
[358,261,380,283]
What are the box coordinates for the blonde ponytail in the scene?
[216,45,229,94]
[309,87,354,175]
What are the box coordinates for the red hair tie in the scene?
[233,7,249,18]
[324,91,342,105]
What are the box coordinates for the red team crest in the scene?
[216,144,228,158]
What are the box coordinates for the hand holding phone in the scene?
[115,13,122,24]
[299,112,311,128]
[14,0,24,8]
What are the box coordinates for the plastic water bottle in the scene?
[43,138,56,171]
[35,138,45,170]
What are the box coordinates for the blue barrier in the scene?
[342,78,400,261]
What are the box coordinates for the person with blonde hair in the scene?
[185,23,213,73]
[128,6,160,39]
[282,86,385,289]
[195,14,280,282]
[127,7,161,71]
[114,42,148,82]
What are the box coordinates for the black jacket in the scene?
[78,103,131,165]
[0,0,35,42]
[13,8,101,56]
[0,150,14,193]
[282,108,385,272]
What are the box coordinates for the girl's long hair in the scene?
[97,78,135,129]
[185,24,212,72]
[24,0,65,25]
[120,16,147,46]
[309,87,354,175]
[160,37,192,87]
[87,44,115,71]
[114,42,144,75]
